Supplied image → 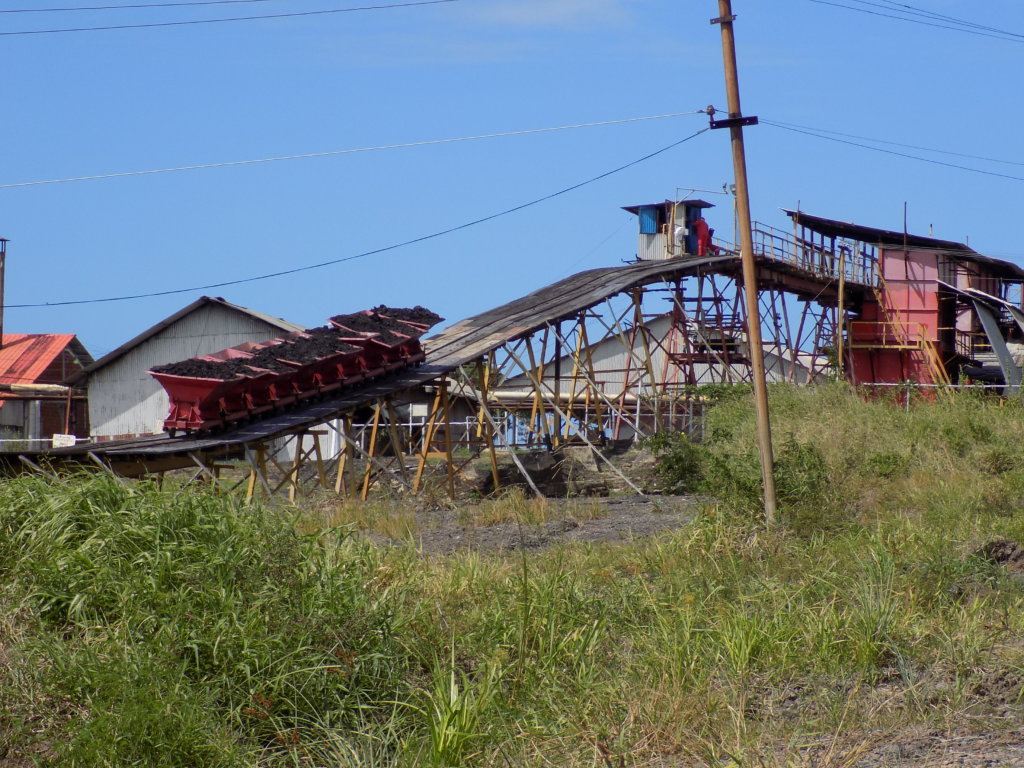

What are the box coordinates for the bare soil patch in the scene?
[374,494,701,555]
[800,728,1024,768]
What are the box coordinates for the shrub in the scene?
[644,431,707,493]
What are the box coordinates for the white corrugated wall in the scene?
[497,314,818,397]
[87,305,296,439]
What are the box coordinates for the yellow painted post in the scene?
[440,382,456,499]
[310,430,329,490]
[563,317,587,442]
[579,320,603,442]
[287,432,315,503]
[525,331,552,447]
[476,358,501,491]
[383,399,410,486]
[413,386,445,492]
[360,403,384,501]
[632,289,659,431]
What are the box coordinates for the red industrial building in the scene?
[787,212,1024,391]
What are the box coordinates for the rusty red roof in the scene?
[0,334,91,386]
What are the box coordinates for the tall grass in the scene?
[0,475,411,766]
[650,382,1024,534]
[3,384,1024,765]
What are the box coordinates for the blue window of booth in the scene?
[639,206,659,234]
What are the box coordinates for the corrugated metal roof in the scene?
[0,334,77,385]
[622,199,715,215]
[783,210,1024,280]
[73,296,304,381]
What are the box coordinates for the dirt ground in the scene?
[795,728,1024,767]
[370,494,701,555]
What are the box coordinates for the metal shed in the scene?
[72,296,303,440]
[0,333,93,450]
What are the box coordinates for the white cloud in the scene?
[468,0,636,28]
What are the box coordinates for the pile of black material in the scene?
[331,311,420,346]
[150,358,245,381]
[370,305,444,328]
[151,306,443,381]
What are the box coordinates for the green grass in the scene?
[2,384,1024,765]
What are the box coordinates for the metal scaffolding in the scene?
[5,242,870,500]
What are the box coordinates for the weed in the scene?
[421,647,498,767]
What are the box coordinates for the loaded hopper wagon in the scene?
[149,306,442,435]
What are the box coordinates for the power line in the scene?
[847,0,1024,38]
[0,0,456,35]
[763,119,1024,169]
[8,128,709,309]
[0,0,279,13]
[807,0,1024,43]
[0,111,704,189]
[761,119,1024,183]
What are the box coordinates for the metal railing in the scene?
[751,222,878,286]
[847,320,950,386]
[0,437,77,453]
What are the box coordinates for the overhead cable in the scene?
[0,111,705,189]
[761,120,1024,184]
[8,127,709,309]
[0,0,456,35]
[844,0,1024,38]
[764,119,1024,168]
[807,0,1024,43]
[0,0,279,13]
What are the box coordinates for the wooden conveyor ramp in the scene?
[5,255,737,479]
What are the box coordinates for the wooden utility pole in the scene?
[0,238,8,353]
[711,0,778,524]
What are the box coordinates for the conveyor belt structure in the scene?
[6,255,736,478]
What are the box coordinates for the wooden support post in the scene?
[525,331,552,448]
[440,381,456,499]
[581,321,604,440]
[360,402,384,501]
[334,415,354,496]
[245,443,273,502]
[454,367,544,499]
[501,345,644,495]
[631,289,660,432]
[18,454,55,478]
[553,320,562,445]
[383,399,410,487]
[309,430,329,491]
[475,358,501,492]
[563,317,587,442]
[287,434,305,503]
[413,386,446,493]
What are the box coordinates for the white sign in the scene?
[52,434,76,448]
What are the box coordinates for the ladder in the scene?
[861,265,952,388]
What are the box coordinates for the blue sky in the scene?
[2,0,1020,358]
